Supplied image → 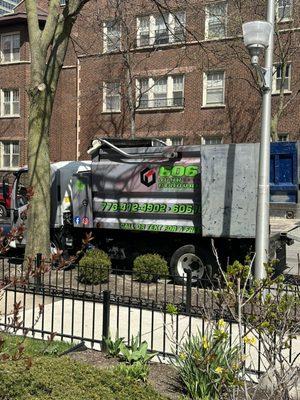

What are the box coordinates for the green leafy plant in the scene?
[174,324,241,400]
[133,254,168,282]
[115,361,150,382]
[119,334,157,364]
[77,249,111,284]
[104,334,125,358]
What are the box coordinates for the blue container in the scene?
[270,142,297,203]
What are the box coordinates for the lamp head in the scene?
[242,21,272,65]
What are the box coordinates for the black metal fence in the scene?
[0,255,299,376]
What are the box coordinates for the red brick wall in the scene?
[0,0,300,170]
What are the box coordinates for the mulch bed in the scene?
[68,349,183,400]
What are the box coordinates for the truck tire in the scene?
[0,204,7,218]
[170,244,216,284]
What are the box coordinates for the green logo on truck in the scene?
[159,165,199,177]
[158,165,199,189]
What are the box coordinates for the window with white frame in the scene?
[278,133,289,141]
[272,63,291,93]
[205,2,227,39]
[0,141,19,168]
[277,0,292,21]
[137,11,185,47]
[1,33,20,63]
[203,71,225,106]
[103,20,121,53]
[202,136,223,145]
[103,82,121,112]
[137,75,184,109]
[1,89,20,117]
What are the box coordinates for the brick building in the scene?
[0,0,299,173]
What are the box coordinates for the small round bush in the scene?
[133,254,169,282]
[78,249,111,284]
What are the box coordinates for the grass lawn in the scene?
[0,356,167,400]
[0,333,73,357]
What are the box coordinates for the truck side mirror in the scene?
[2,178,9,201]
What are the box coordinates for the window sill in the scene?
[0,60,29,66]
[0,167,19,171]
[102,49,121,55]
[0,115,20,119]
[272,90,292,96]
[101,110,121,114]
[201,104,225,109]
[203,35,227,42]
[277,17,293,23]
[136,41,185,50]
[136,106,184,113]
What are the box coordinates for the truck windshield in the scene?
[16,171,29,208]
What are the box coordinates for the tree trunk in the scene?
[25,88,53,259]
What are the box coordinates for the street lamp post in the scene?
[242,0,275,280]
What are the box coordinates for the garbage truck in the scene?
[8,138,300,281]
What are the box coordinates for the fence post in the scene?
[102,290,111,353]
[185,270,192,314]
[35,253,42,290]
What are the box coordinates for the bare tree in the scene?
[25,0,90,258]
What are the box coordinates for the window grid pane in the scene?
[1,141,20,168]
[139,16,150,46]
[105,83,120,111]
[206,72,224,104]
[207,3,226,38]
[278,0,292,19]
[139,78,149,108]
[155,14,169,44]
[138,75,184,108]
[1,34,20,62]
[106,21,120,52]
[173,11,185,42]
[275,64,290,91]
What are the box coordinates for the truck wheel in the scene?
[170,244,215,284]
[0,204,7,218]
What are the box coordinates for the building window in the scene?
[137,11,186,47]
[103,82,121,112]
[203,71,225,106]
[137,75,184,109]
[0,141,19,168]
[1,33,20,63]
[273,63,291,93]
[277,0,292,21]
[1,89,20,117]
[103,20,121,53]
[205,2,227,39]
[60,0,66,5]
[278,133,289,141]
[202,136,223,145]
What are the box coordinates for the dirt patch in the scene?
[69,349,183,400]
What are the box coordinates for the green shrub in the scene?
[174,322,242,400]
[0,356,165,400]
[77,249,111,284]
[115,361,150,382]
[133,254,168,282]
